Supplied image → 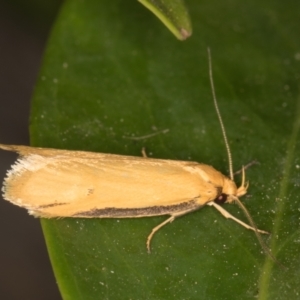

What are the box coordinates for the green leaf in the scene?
[138,0,192,40]
[29,0,300,299]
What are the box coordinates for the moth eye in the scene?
[214,193,228,205]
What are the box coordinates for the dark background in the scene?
[0,1,62,299]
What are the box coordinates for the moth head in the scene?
[214,166,249,205]
[214,178,237,205]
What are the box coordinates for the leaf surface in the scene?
[29,0,300,299]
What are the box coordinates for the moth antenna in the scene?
[207,48,234,180]
[233,196,286,269]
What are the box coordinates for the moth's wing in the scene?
[1,145,219,217]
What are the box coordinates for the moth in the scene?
[0,49,274,260]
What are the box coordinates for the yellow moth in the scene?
[0,49,274,260]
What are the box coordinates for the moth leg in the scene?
[141,147,148,158]
[207,202,269,234]
[146,216,174,253]
[146,211,188,253]
[234,160,260,176]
